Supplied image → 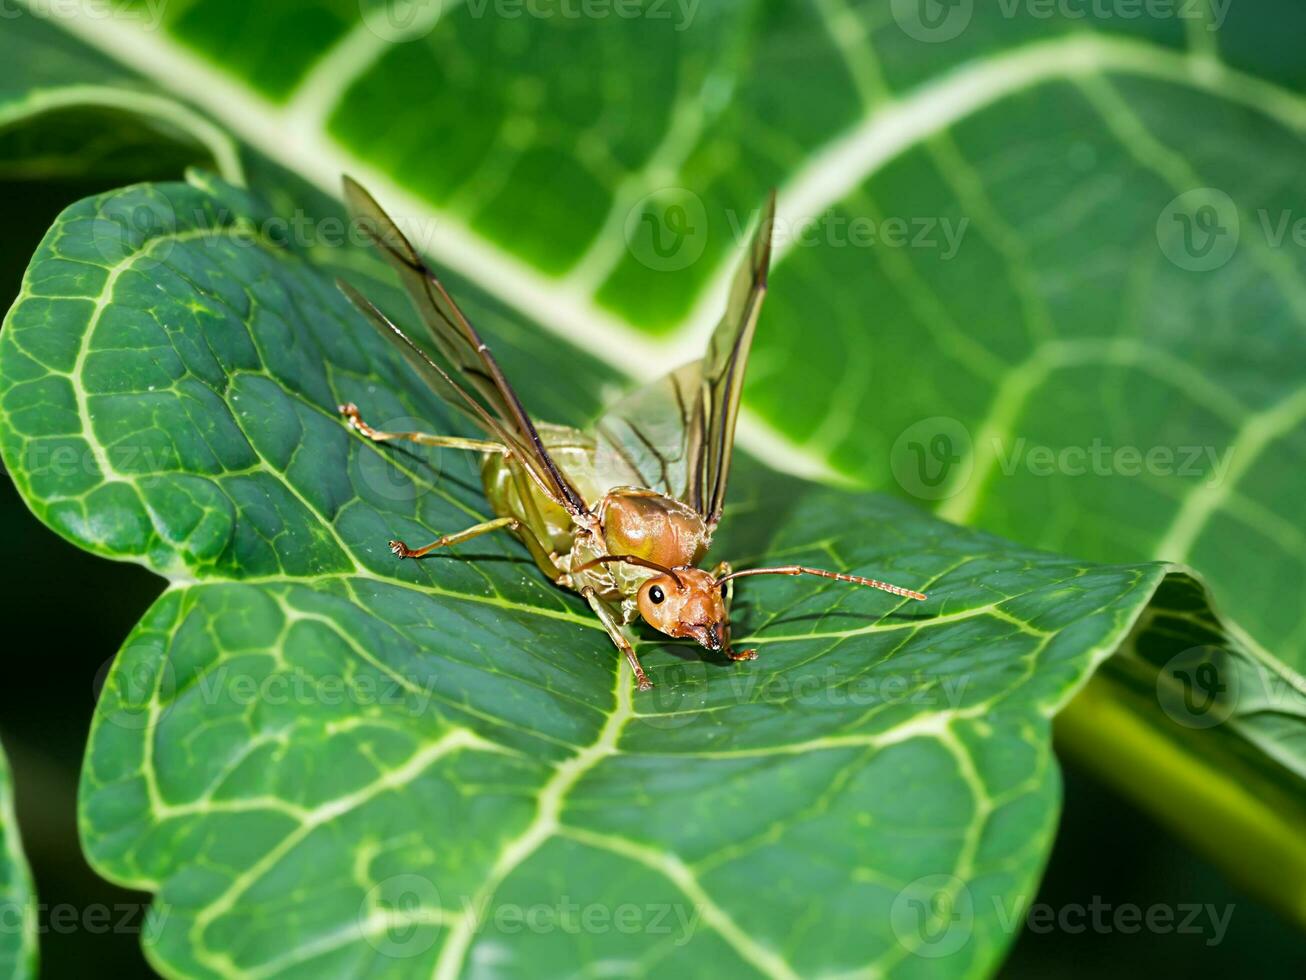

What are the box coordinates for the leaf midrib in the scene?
[24,1,1306,488]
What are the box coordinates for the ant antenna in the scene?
[715,565,926,601]
[572,555,684,588]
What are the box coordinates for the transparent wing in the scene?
[593,362,703,504]
[342,177,590,518]
[594,192,775,527]
[337,280,515,444]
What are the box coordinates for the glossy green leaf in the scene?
[3,176,1297,978]
[0,745,36,980]
[13,0,1304,810]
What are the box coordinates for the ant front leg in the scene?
[339,403,508,454]
[711,561,756,662]
[582,588,653,691]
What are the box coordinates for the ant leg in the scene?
[711,561,757,662]
[340,403,507,454]
[390,517,521,559]
[582,588,653,691]
[391,514,565,589]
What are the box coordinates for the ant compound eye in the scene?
[648,585,665,604]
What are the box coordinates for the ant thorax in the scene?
[598,487,710,572]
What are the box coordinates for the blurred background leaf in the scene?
[0,744,37,980]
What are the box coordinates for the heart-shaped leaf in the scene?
[3,176,1290,977]
[0,745,36,980]
[14,1,1305,831]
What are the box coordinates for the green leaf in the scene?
[5,176,1301,978]
[0,744,37,980]
[0,12,241,184]
[4,0,1306,966]
[13,0,1304,819]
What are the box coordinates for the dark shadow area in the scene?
[999,759,1304,978]
[1,176,165,979]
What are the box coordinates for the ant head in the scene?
[636,566,729,651]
